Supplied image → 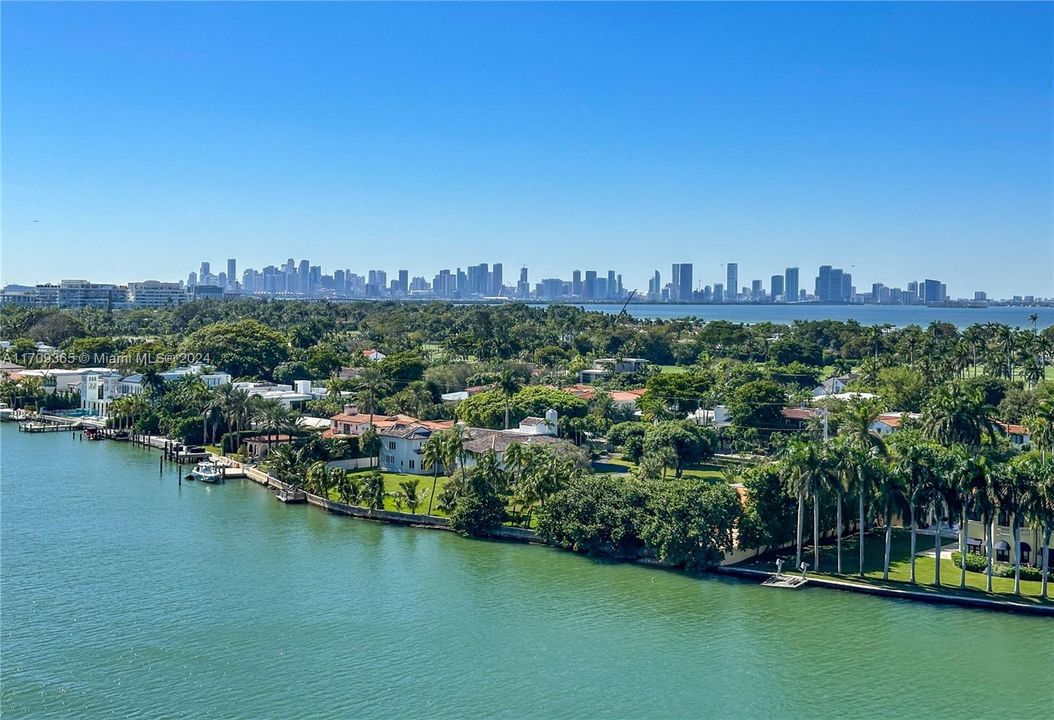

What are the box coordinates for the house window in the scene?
[995,541,1010,563]
[388,441,396,450]
[409,460,415,469]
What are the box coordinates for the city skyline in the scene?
[8,252,1051,309]
[3,3,1052,296]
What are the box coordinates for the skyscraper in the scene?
[678,263,693,302]
[671,264,682,301]
[200,261,210,279]
[726,263,738,302]
[607,270,616,299]
[398,269,409,295]
[770,274,784,300]
[572,270,582,297]
[490,263,503,296]
[227,259,237,289]
[298,260,310,294]
[584,270,597,299]
[815,265,832,301]
[713,282,725,303]
[784,267,799,303]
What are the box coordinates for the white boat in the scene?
[189,461,225,484]
[0,404,12,422]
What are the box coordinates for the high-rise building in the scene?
[713,282,725,303]
[678,263,693,302]
[584,270,597,300]
[200,261,211,279]
[923,279,942,303]
[490,263,503,296]
[298,260,310,294]
[227,259,237,289]
[770,274,784,300]
[726,263,738,302]
[671,264,682,301]
[398,269,409,295]
[784,267,799,303]
[751,279,763,299]
[572,270,582,297]
[841,272,853,301]
[607,270,616,299]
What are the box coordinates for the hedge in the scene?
[952,551,1048,581]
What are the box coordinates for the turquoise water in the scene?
[2,424,1052,718]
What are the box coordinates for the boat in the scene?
[189,461,225,484]
[0,404,13,422]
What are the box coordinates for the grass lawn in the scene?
[325,468,451,515]
[592,455,738,482]
[740,529,1052,605]
[657,365,687,374]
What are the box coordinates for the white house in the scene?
[687,405,732,429]
[811,375,851,398]
[869,412,922,436]
[81,370,123,416]
[361,348,387,362]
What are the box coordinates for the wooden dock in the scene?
[18,420,80,433]
[760,573,809,589]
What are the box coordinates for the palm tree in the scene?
[890,431,936,584]
[354,365,392,426]
[398,478,425,514]
[422,430,446,515]
[872,459,905,581]
[496,367,522,430]
[329,467,349,503]
[971,456,998,593]
[999,456,1033,594]
[827,437,859,575]
[782,439,826,570]
[306,460,330,499]
[1027,460,1054,599]
[923,382,994,449]
[442,425,466,475]
[364,471,385,510]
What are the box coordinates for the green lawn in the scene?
[656,365,687,374]
[592,455,738,482]
[740,529,1051,605]
[325,468,451,515]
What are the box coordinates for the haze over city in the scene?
[3,2,1052,296]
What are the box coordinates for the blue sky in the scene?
[2,2,1052,297]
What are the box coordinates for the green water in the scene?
[2,425,1051,718]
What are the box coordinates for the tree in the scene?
[448,450,507,536]
[422,430,446,515]
[889,430,938,584]
[923,382,993,448]
[782,439,827,570]
[727,380,788,434]
[537,474,647,558]
[354,365,392,425]
[872,459,905,581]
[178,319,289,379]
[306,460,331,499]
[399,478,425,514]
[999,455,1033,594]
[642,421,714,478]
[641,478,742,570]
[738,463,797,555]
[364,472,386,510]
[496,367,523,430]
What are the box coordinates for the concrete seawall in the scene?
[714,565,1054,617]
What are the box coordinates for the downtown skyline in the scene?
[2,3,1052,298]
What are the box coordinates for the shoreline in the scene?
[217,449,1054,617]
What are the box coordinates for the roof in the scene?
[519,416,548,426]
[461,427,568,454]
[553,384,646,404]
[873,412,921,429]
[328,411,453,433]
[782,407,819,421]
[996,421,1030,436]
[378,422,435,440]
[243,434,296,443]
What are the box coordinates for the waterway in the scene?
[527,303,1054,329]
[2,425,1051,718]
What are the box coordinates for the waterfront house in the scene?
[242,434,297,461]
[327,405,455,438]
[81,370,123,416]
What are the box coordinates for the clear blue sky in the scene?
[3,2,1052,297]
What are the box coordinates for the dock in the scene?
[761,573,808,589]
[18,419,80,433]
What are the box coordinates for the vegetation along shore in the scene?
[3,300,1053,610]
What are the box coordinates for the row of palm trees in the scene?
[779,393,1054,597]
[108,379,301,449]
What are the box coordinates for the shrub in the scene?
[952,551,1048,581]
[951,551,987,573]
